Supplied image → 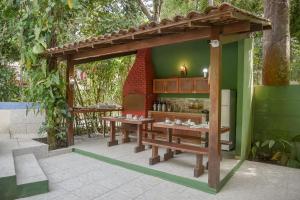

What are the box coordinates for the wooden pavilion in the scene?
[44,3,271,189]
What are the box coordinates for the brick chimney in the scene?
[122,49,155,117]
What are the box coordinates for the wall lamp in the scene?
[203,68,208,78]
[180,65,188,77]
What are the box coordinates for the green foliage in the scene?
[0,66,20,101]
[23,63,70,135]
[291,38,300,82]
[251,135,300,168]
[291,0,300,41]
[76,56,134,106]
[11,0,79,148]
[78,0,143,36]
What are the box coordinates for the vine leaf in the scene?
[33,43,44,54]
[67,0,73,9]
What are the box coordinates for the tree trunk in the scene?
[47,30,58,150]
[262,0,290,85]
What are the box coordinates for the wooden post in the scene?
[66,56,75,146]
[208,27,222,189]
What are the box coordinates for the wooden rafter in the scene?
[72,29,211,63]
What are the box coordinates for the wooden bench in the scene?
[142,138,208,177]
[143,129,232,147]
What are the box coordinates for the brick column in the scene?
[123,49,156,117]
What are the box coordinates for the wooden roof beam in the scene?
[222,21,250,35]
[73,51,137,65]
[220,33,250,44]
[72,28,211,63]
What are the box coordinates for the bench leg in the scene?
[149,146,160,165]
[194,154,205,177]
[164,149,174,161]
[174,138,182,155]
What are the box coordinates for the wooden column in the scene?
[66,56,75,146]
[208,27,222,189]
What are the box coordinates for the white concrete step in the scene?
[14,153,48,185]
[0,151,16,179]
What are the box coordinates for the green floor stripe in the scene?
[73,148,217,194]
[217,159,244,192]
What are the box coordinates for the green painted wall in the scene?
[235,38,254,159]
[253,86,300,152]
[152,40,238,94]
[253,85,300,160]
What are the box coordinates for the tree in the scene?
[137,0,163,22]
[262,0,290,85]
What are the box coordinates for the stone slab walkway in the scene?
[18,152,300,200]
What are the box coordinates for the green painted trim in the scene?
[73,148,216,194]
[16,180,49,199]
[73,148,245,194]
[217,159,244,192]
[0,175,48,200]
[0,175,17,200]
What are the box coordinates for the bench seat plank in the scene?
[143,139,208,155]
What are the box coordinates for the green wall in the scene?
[253,85,300,141]
[152,40,238,92]
[236,38,254,159]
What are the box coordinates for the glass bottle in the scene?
[162,101,166,112]
[157,100,161,111]
[153,101,157,111]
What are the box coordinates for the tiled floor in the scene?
[73,135,239,183]
[18,152,300,200]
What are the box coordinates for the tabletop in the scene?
[73,107,123,113]
[102,116,154,125]
[152,122,230,133]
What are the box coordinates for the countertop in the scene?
[148,110,205,117]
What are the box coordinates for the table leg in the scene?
[194,154,205,177]
[134,124,145,153]
[149,145,160,165]
[122,127,130,143]
[205,132,209,147]
[205,131,209,169]
[164,128,174,161]
[103,119,106,137]
[107,121,118,146]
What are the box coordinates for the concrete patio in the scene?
[18,151,300,200]
[73,135,239,185]
[0,134,299,199]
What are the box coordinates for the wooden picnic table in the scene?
[102,117,154,153]
[143,122,230,177]
[73,107,123,136]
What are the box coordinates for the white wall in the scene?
[0,109,45,138]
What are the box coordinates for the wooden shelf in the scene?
[153,77,209,94]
